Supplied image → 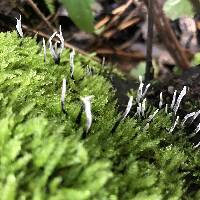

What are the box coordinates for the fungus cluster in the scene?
[0,14,198,199]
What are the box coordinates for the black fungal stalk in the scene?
[145,0,154,82]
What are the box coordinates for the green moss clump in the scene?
[0,31,200,199]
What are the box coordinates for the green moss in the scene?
[0,31,200,199]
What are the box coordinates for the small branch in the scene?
[189,0,200,13]
[142,0,191,70]
[35,14,53,30]
[153,1,190,70]
[22,25,100,62]
[145,0,154,82]
[25,0,56,32]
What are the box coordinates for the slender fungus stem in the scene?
[191,110,200,123]
[61,79,67,115]
[56,26,64,56]
[169,116,179,133]
[165,104,168,114]
[171,90,177,110]
[159,92,163,109]
[70,49,75,80]
[189,123,200,138]
[48,26,65,64]
[81,96,94,134]
[173,86,187,116]
[181,112,195,127]
[141,98,147,117]
[102,57,105,67]
[147,109,159,122]
[49,32,58,63]
[16,14,23,37]
[193,141,200,149]
[136,76,144,103]
[137,103,142,118]
[145,0,154,82]
[122,96,133,120]
[111,96,133,133]
[142,83,151,99]
[43,38,46,63]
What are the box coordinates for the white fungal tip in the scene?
[148,109,159,122]
[81,95,94,102]
[141,98,147,116]
[57,31,64,50]
[165,104,168,114]
[49,32,58,61]
[142,83,151,98]
[159,92,163,109]
[16,14,23,37]
[171,90,177,110]
[70,49,75,78]
[193,123,200,137]
[136,76,144,103]
[173,86,187,116]
[48,28,65,63]
[139,75,143,82]
[193,141,200,149]
[59,25,62,36]
[169,116,179,133]
[102,57,105,67]
[43,38,46,62]
[49,32,57,43]
[181,112,196,127]
[144,123,150,131]
[122,96,133,120]
[136,103,142,118]
[61,79,67,103]
[192,110,200,122]
[81,95,94,133]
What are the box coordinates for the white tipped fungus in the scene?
[48,26,65,63]
[81,96,94,133]
[61,79,67,104]
[70,49,75,79]
[159,92,163,109]
[148,109,159,122]
[122,96,133,120]
[181,112,196,126]
[43,38,46,63]
[16,15,23,37]
[173,86,187,116]
[171,90,177,110]
[165,104,168,114]
[169,116,179,133]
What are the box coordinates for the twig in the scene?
[35,14,53,30]
[145,0,154,82]
[22,25,99,61]
[142,0,190,70]
[189,0,200,13]
[25,0,56,32]
[153,0,190,70]
[96,48,145,60]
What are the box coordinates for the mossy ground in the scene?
[0,31,200,200]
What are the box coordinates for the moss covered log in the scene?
[0,31,200,199]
